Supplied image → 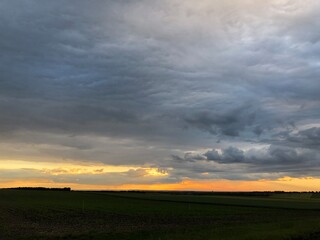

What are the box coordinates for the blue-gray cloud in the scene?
[1,0,320,183]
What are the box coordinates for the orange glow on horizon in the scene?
[1,177,320,192]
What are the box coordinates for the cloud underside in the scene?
[1,0,320,185]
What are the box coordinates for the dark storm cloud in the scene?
[285,127,320,149]
[221,147,245,163]
[1,0,320,183]
[183,103,257,136]
[204,149,220,161]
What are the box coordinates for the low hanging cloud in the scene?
[170,143,320,179]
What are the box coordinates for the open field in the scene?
[1,190,320,240]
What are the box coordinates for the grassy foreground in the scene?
[1,189,320,239]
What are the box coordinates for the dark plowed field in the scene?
[1,190,320,240]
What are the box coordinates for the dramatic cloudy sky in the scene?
[1,0,320,190]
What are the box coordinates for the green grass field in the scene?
[1,189,320,240]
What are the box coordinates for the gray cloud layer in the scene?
[1,0,320,184]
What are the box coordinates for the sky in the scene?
[1,0,320,191]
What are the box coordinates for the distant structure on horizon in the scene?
[9,187,71,191]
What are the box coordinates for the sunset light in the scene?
[2,1,320,239]
[1,0,320,192]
